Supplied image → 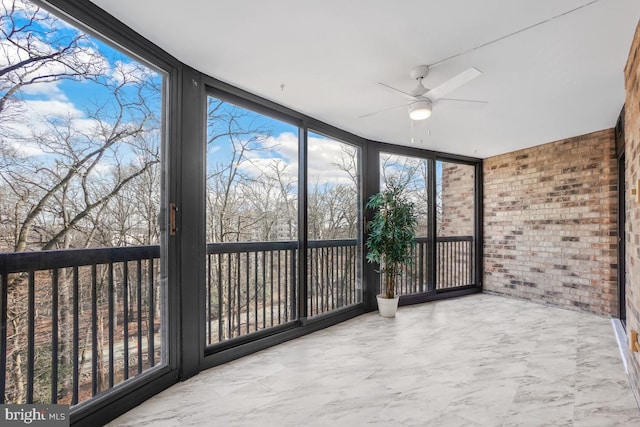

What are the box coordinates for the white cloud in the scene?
[24,99,82,118]
[19,81,68,101]
[239,132,299,179]
[87,162,116,177]
[230,132,359,190]
[111,60,154,85]
[307,135,358,185]
[260,132,299,162]
[6,139,44,157]
[3,98,81,138]
[2,99,103,158]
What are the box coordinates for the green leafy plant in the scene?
[365,182,418,299]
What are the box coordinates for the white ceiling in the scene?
[91,0,640,158]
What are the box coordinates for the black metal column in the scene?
[178,66,206,380]
[363,143,381,311]
[298,126,309,320]
[474,161,484,289]
[427,158,437,293]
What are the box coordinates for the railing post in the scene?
[246,252,251,334]
[137,260,143,374]
[91,265,99,396]
[27,271,35,403]
[123,262,129,380]
[206,255,212,345]
[218,253,223,343]
[72,266,79,404]
[418,244,421,294]
[108,262,115,389]
[290,249,297,322]
[0,271,6,404]
[148,258,155,367]
[51,269,59,404]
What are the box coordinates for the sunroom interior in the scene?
[2,0,640,425]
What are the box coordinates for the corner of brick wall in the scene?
[483,129,618,316]
[624,16,640,410]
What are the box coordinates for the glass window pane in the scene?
[206,96,298,344]
[0,0,166,405]
[380,153,429,236]
[379,152,429,296]
[307,131,362,316]
[436,161,475,289]
[206,98,298,242]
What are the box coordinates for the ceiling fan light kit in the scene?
[408,100,432,120]
[369,65,483,121]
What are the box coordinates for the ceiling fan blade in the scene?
[359,103,405,119]
[438,97,488,104]
[377,82,417,100]
[425,67,481,101]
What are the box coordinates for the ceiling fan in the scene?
[362,65,486,120]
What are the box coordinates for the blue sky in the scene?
[5,2,162,155]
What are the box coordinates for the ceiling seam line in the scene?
[429,0,604,68]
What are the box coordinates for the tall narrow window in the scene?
[0,0,166,405]
[206,95,299,345]
[380,153,430,295]
[436,161,475,288]
[307,131,362,316]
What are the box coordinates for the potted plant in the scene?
[365,182,418,317]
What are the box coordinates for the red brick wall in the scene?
[624,17,640,408]
[483,129,618,316]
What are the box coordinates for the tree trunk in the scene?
[385,264,395,299]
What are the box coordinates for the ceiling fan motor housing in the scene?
[410,64,430,80]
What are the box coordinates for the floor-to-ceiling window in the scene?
[205,94,299,345]
[436,160,476,289]
[374,149,481,300]
[307,131,363,316]
[380,152,431,296]
[0,0,168,407]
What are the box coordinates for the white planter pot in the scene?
[376,294,400,318]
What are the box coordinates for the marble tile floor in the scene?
[108,293,640,426]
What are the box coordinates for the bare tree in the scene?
[2,64,160,253]
[380,153,429,234]
[0,0,104,132]
[0,2,162,402]
[206,98,274,243]
[330,144,360,238]
[380,152,421,191]
[267,159,296,240]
